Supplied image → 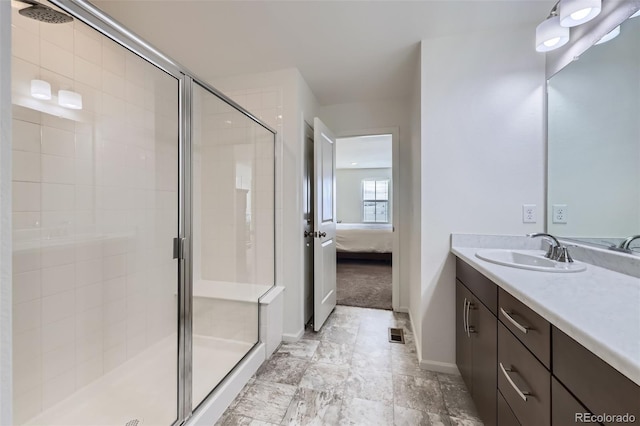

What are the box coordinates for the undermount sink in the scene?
[475,249,587,273]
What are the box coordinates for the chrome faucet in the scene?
[526,232,573,262]
[610,235,640,254]
[527,232,561,259]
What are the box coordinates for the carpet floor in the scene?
[336,259,392,310]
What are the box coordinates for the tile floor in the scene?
[216,306,483,426]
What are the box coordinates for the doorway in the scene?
[334,134,394,310]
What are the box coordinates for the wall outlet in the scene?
[552,204,568,224]
[522,204,537,223]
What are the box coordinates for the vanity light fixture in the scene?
[536,6,570,52]
[535,0,605,52]
[559,0,601,27]
[631,9,640,19]
[595,25,620,45]
[30,79,51,100]
[58,90,83,110]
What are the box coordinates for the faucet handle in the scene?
[555,246,574,263]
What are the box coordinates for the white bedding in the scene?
[336,223,393,253]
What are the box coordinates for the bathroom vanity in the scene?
[452,237,640,426]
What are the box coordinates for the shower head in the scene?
[17,0,73,24]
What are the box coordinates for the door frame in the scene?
[335,127,401,312]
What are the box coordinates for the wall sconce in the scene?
[536,8,569,52]
[559,0,601,27]
[536,0,603,52]
[58,90,83,110]
[30,79,51,100]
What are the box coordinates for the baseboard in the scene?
[394,306,409,313]
[282,327,304,342]
[407,309,422,362]
[187,342,266,425]
[419,359,460,375]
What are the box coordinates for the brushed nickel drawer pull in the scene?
[500,307,530,334]
[463,298,468,333]
[466,301,475,337]
[500,362,531,402]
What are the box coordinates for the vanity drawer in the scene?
[498,288,550,368]
[552,327,640,425]
[498,323,550,426]
[498,390,520,426]
[456,258,497,315]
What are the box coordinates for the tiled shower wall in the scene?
[193,87,278,285]
[11,6,178,423]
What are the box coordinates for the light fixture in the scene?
[631,9,640,19]
[536,13,570,52]
[559,0,601,27]
[595,25,620,45]
[30,79,51,100]
[58,90,82,110]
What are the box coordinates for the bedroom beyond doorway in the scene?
[335,134,393,310]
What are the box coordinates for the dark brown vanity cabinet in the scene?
[456,259,497,425]
[455,256,640,426]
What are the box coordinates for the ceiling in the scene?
[336,134,392,169]
[92,0,554,106]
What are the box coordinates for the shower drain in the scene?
[388,327,405,344]
[125,419,143,426]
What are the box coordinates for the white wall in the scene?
[408,52,422,361]
[1,1,12,423]
[319,99,411,311]
[212,68,319,341]
[547,17,640,238]
[417,27,546,371]
[336,168,392,224]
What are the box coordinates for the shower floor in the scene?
[25,335,253,426]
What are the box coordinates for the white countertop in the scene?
[451,244,640,386]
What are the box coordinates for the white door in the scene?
[313,117,337,331]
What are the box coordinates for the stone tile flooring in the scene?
[216,306,483,425]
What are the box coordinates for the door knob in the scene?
[318,232,326,238]
[304,230,312,238]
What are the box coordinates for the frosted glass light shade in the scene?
[536,16,570,52]
[58,90,83,110]
[595,25,620,45]
[30,80,51,100]
[630,9,640,19]
[560,0,601,27]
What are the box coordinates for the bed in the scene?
[335,223,393,262]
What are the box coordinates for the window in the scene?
[362,179,389,222]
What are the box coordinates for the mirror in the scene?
[547,14,640,254]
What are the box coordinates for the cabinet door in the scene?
[552,377,591,426]
[471,298,497,426]
[456,280,473,392]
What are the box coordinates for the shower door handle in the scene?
[173,237,186,260]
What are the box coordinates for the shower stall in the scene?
[9,1,275,424]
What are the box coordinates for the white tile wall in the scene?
[11,8,180,423]
[194,86,277,287]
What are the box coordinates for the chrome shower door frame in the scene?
[43,1,276,425]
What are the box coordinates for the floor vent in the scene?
[125,419,143,426]
[388,327,405,344]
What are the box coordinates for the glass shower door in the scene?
[190,82,275,409]
[10,3,180,424]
